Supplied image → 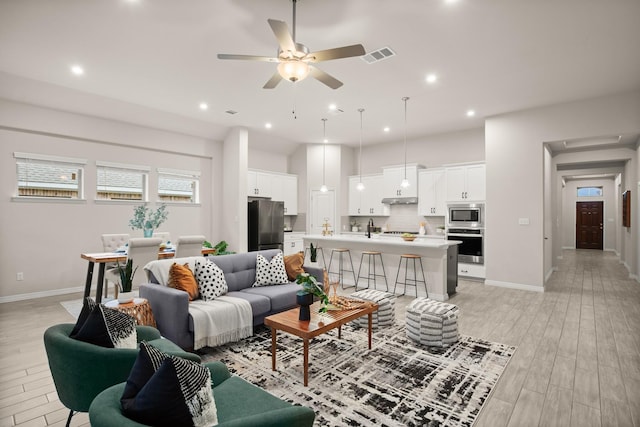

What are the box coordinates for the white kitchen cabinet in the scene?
[247,170,272,198]
[445,163,485,202]
[458,262,485,279]
[382,165,420,198]
[283,234,304,256]
[271,173,298,215]
[348,175,389,216]
[418,168,446,216]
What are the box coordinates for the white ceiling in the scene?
[1,0,639,154]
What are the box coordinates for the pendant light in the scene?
[320,118,328,193]
[400,96,410,188]
[356,108,365,191]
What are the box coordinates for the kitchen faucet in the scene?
[367,218,374,238]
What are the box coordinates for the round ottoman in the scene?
[406,297,460,347]
[349,289,395,329]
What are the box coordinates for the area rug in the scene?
[60,294,133,319]
[200,323,516,427]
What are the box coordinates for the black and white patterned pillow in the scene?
[195,259,228,301]
[253,252,289,287]
[73,304,137,349]
[121,342,218,427]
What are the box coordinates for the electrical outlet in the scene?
[16,272,24,281]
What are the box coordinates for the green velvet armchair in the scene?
[44,323,200,427]
[89,361,316,427]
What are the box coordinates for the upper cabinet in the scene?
[248,170,298,215]
[348,174,390,216]
[418,168,446,216]
[445,163,486,202]
[382,165,420,198]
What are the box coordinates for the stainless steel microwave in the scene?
[447,203,484,228]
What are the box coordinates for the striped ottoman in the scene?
[349,289,395,329]
[406,298,460,347]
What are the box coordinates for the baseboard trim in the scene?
[544,267,557,283]
[484,279,544,293]
[0,286,84,303]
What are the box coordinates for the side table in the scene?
[104,298,156,327]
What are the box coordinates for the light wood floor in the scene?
[0,249,638,426]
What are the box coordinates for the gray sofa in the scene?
[139,250,322,350]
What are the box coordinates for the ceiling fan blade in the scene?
[309,66,343,89]
[263,72,283,89]
[268,19,296,54]
[217,54,279,62]
[308,44,366,62]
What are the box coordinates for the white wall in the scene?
[0,99,221,301]
[486,91,640,291]
[248,148,288,172]
[222,128,248,253]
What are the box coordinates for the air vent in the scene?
[225,110,238,115]
[361,46,396,64]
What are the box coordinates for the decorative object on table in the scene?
[401,232,416,242]
[199,323,516,427]
[437,225,446,234]
[105,298,157,327]
[295,272,330,320]
[203,239,235,256]
[128,204,169,237]
[309,243,317,263]
[418,222,426,235]
[350,220,360,232]
[321,218,333,236]
[115,258,137,303]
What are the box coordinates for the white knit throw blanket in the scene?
[189,296,253,350]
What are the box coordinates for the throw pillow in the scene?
[194,259,228,301]
[168,262,199,301]
[284,251,305,281]
[253,252,289,287]
[121,342,218,427]
[73,305,137,349]
[70,297,97,337]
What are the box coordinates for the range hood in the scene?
[381,197,418,205]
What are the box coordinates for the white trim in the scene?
[11,196,87,204]
[485,279,544,293]
[14,151,87,165]
[96,160,150,172]
[157,167,201,177]
[0,286,84,303]
[545,267,557,283]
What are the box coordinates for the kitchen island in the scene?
[303,234,460,301]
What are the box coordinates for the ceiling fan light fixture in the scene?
[277,60,310,82]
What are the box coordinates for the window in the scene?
[157,168,200,203]
[97,161,149,201]
[577,186,603,197]
[14,152,86,199]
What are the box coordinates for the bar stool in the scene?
[304,245,326,269]
[356,251,388,291]
[393,254,428,297]
[327,248,357,289]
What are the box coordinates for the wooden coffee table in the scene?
[264,300,378,386]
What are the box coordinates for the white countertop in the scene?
[304,233,459,249]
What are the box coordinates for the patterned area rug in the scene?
[200,323,516,426]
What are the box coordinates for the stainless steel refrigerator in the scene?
[248,200,284,251]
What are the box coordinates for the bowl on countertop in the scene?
[401,235,416,242]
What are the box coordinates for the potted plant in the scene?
[116,258,138,303]
[129,204,169,237]
[309,243,317,263]
[295,273,330,320]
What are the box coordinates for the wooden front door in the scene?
[576,201,603,249]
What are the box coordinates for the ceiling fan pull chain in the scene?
[292,83,297,119]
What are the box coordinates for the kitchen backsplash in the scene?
[349,204,445,234]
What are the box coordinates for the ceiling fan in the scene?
[217,0,365,89]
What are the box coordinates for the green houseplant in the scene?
[129,204,169,237]
[295,273,329,320]
[116,259,138,303]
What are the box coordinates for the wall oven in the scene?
[447,228,484,265]
[447,203,484,228]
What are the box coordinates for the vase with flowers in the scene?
[295,272,330,321]
[129,204,169,237]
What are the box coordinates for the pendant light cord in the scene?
[358,108,364,185]
[402,97,409,181]
[322,118,327,188]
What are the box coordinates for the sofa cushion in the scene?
[253,253,288,287]
[168,263,199,301]
[241,284,300,312]
[144,256,204,286]
[194,259,228,301]
[225,291,271,317]
[284,251,305,281]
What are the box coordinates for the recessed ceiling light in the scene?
[328,104,337,111]
[265,123,272,129]
[425,73,437,84]
[70,65,84,76]
[199,102,208,111]
[466,109,476,117]
[383,127,390,132]
[323,138,328,143]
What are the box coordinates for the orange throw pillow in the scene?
[284,251,305,281]
[168,262,199,301]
